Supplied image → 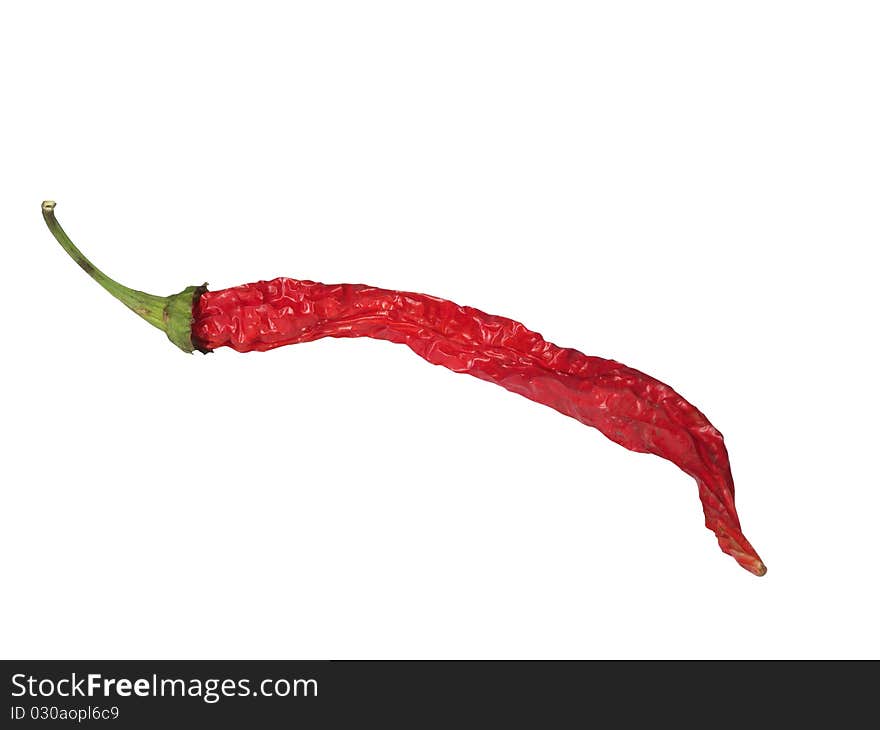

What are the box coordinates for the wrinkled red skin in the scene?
[194,278,765,576]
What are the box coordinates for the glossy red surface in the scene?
[194,278,765,576]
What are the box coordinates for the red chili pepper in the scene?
[42,201,766,576]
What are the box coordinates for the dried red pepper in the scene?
[42,201,766,576]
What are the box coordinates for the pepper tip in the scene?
[739,556,767,577]
[42,200,56,212]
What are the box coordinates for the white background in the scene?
[2,2,877,659]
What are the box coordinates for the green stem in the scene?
[41,201,207,353]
